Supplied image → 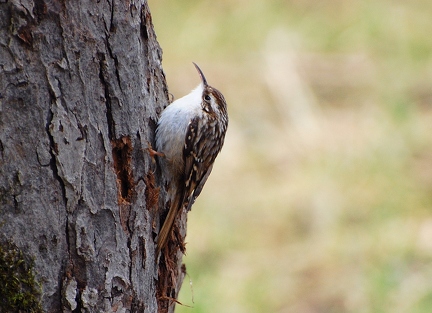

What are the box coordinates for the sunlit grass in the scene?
[148,0,432,312]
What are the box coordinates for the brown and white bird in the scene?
[155,63,228,253]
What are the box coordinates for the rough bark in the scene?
[0,1,185,312]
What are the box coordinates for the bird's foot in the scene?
[146,141,165,160]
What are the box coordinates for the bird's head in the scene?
[193,63,227,116]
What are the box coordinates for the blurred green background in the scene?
[148,0,432,312]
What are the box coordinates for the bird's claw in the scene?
[146,141,165,160]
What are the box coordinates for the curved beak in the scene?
[193,62,208,86]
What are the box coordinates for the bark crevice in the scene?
[98,53,116,140]
[46,108,68,208]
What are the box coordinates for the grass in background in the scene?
[148,0,432,312]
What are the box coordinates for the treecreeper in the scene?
[153,63,228,254]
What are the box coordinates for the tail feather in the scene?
[156,189,184,254]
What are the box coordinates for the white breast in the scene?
[156,84,203,172]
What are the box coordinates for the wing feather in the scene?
[183,116,218,211]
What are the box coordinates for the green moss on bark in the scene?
[0,240,42,312]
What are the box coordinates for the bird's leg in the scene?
[146,141,165,159]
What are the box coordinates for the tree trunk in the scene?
[0,1,184,312]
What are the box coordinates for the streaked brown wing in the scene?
[183,116,216,210]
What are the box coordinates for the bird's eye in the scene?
[204,95,211,101]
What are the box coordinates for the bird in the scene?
[154,63,228,254]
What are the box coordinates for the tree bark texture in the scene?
[0,1,185,312]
